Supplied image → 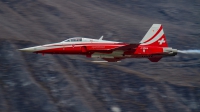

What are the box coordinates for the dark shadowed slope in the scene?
[0,0,200,112]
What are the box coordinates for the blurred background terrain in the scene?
[0,0,200,112]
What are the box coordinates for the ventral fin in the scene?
[148,57,162,62]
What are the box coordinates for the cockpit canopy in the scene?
[62,37,114,43]
[63,37,83,42]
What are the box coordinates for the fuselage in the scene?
[19,37,177,59]
[19,24,178,62]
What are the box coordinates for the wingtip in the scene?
[99,35,103,40]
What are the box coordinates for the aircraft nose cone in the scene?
[18,47,37,52]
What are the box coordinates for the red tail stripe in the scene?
[143,26,163,43]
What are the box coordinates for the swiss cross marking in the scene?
[158,38,165,45]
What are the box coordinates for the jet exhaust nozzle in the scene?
[163,47,178,56]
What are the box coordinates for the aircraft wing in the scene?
[89,44,140,62]
[88,44,139,53]
[110,44,139,51]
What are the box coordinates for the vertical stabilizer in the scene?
[140,24,168,47]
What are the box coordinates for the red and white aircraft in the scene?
[19,24,177,62]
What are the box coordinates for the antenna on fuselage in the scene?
[99,36,103,40]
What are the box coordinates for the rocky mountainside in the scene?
[0,0,200,112]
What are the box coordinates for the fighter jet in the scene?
[19,24,177,62]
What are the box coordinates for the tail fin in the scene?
[140,24,168,47]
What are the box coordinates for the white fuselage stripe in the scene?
[32,42,123,52]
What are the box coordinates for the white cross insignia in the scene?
[158,38,165,45]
